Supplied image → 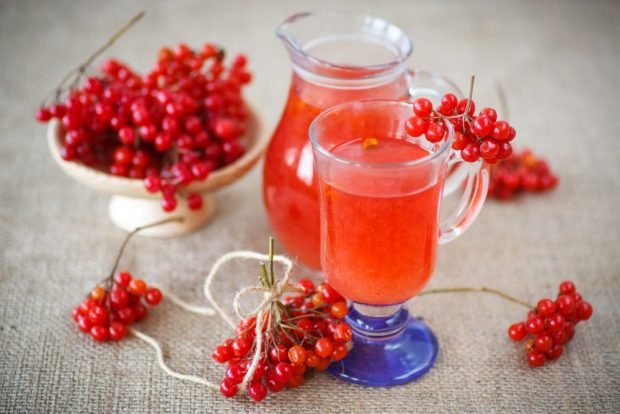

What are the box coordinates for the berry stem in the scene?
[108,216,183,279]
[268,237,275,286]
[48,11,145,104]
[495,82,510,122]
[418,286,534,309]
[462,75,476,131]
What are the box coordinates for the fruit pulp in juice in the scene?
[320,138,443,305]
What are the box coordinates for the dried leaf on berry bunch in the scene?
[71,218,179,342]
[507,281,593,367]
[35,12,253,213]
[212,238,353,402]
[405,76,516,164]
[488,148,559,200]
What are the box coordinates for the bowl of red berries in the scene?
[39,41,268,236]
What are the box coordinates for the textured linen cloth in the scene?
[1,0,619,413]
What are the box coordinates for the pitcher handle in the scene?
[406,69,469,196]
[438,154,490,244]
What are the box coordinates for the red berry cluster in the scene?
[488,148,559,199]
[405,91,515,163]
[36,42,252,212]
[213,279,353,402]
[508,281,593,367]
[71,271,163,342]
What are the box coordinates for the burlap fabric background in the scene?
[1,0,619,413]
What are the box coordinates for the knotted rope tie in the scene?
[130,250,297,393]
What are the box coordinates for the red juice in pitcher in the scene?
[263,13,413,269]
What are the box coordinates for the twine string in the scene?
[129,250,296,394]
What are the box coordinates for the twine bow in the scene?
[130,240,301,394]
[203,239,301,392]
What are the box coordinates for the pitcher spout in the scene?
[275,11,413,80]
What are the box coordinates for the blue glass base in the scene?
[327,303,438,387]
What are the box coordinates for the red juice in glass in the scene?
[322,138,443,305]
[310,99,489,386]
[311,99,490,386]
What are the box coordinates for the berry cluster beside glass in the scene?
[36,43,252,212]
[405,94,514,163]
[508,281,593,367]
[488,148,559,199]
[71,271,163,342]
[212,279,353,402]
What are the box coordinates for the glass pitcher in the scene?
[263,12,461,270]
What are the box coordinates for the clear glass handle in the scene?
[438,155,489,244]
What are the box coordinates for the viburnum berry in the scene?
[187,193,203,211]
[70,220,171,343]
[527,351,545,367]
[37,39,252,213]
[220,380,238,398]
[211,239,354,402]
[273,362,294,384]
[232,336,251,358]
[404,116,429,137]
[404,77,516,167]
[536,299,556,317]
[488,148,558,200]
[247,382,268,402]
[144,288,163,306]
[508,280,593,368]
[109,321,127,341]
[413,98,433,117]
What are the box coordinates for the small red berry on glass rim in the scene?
[425,122,445,143]
[404,115,428,138]
[413,98,433,117]
[441,93,458,112]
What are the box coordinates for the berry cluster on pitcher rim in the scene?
[36,41,252,213]
[72,271,163,342]
[212,258,353,402]
[508,281,593,367]
[405,80,515,163]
